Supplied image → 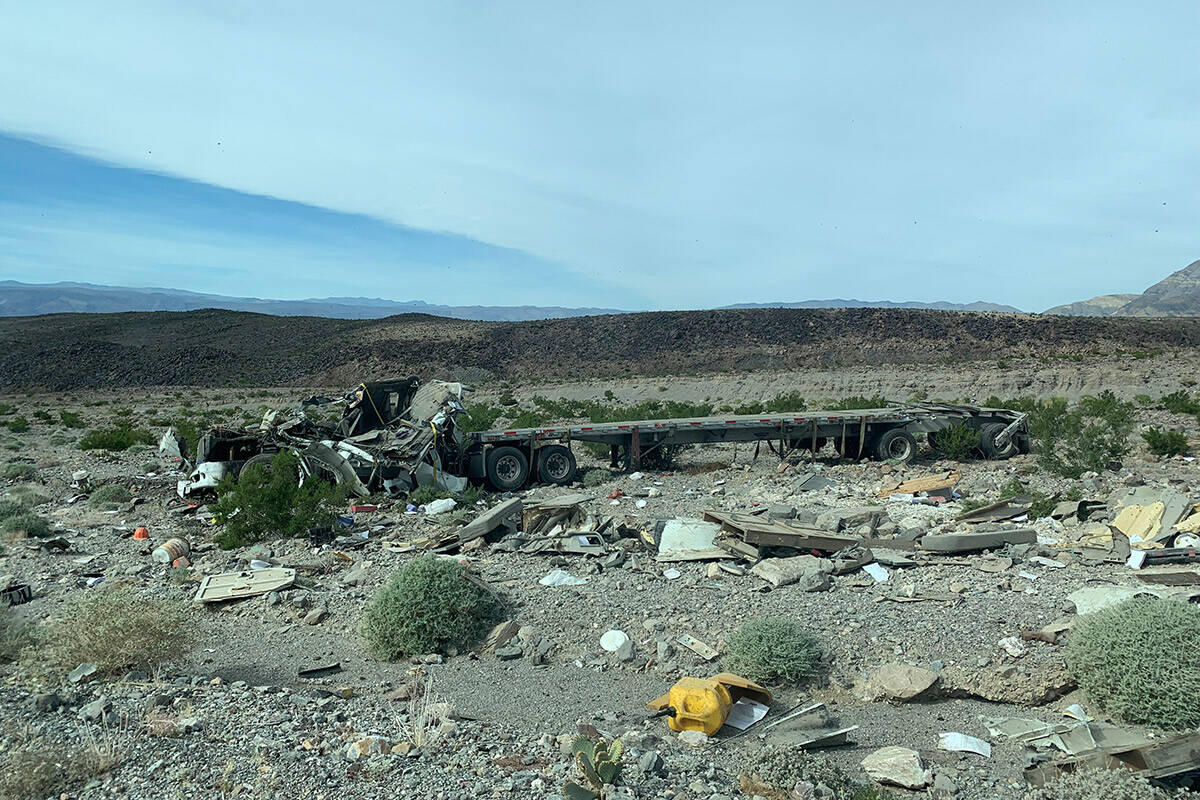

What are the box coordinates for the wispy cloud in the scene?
[0,2,1196,310]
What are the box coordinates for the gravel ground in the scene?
[0,386,1197,800]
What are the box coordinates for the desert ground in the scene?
[0,356,1197,800]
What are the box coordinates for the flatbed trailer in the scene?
[457,403,1030,491]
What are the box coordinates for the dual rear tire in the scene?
[485,444,577,491]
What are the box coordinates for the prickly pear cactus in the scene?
[564,735,625,799]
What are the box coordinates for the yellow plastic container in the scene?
[666,677,732,735]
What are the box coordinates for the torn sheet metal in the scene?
[656,519,729,562]
[193,568,296,603]
[938,732,991,757]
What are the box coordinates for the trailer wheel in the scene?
[978,423,1017,459]
[486,446,530,491]
[537,445,577,485]
[875,429,917,462]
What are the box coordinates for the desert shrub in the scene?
[361,554,501,660]
[0,745,82,800]
[6,416,30,433]
[1142,427,1188,457]
[457,404,506,433]
[58,410,84,428]
[826,395,889,411]
[8,484,49,507]
[747,746,892,800]
[0,603,32,662]
[41,584,194,675]
[1065,597,1200,729]
[88,484,131,508]
[78,424,154,451]
[725,617,822,685]
[1159,390,1200,415]
[927,423,978,460]
[640,441,691,470]
[1033,391,1134,478]
[2,462,36,480]
[211,450,345,548]
[32,410,52,423]
[0,402,13,416]
[409,486,451,506]
[0,499,23,520]
[2,512,50,539]
[1029,766,1180,800]
[581,468,609,487]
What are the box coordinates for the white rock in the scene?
[861,746,930,789]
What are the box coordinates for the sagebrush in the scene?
[724,617,822,685]
[362,554,501,660]
[211,450,346,548]
[40,585,195,675]
[927,423,978,460]
[747,745,893,800]
[1,512,49,539]
[1030,766,1181,800]
[1142,427,1188,457]
[78,424,155,451]
[88,484,131,508]
[1031,391,1135,477]
[1065,596,1200,729]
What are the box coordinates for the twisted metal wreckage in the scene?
[175,378,471,499]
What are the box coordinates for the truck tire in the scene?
[536,445,577,485]
[486,446,530,491]
[978,422,1017,459]
[875,429,917,463]
[237,452,275,479]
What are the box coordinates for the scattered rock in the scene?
[860,746,931,789]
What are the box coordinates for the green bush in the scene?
[826,395,889,411]
[211,450,345,548]
[6,417,30,433]
[724,617,822,685]
[1142,427,1188,457]
[409,486,451,506]
[2,463,37,481]
[0,402,13,416]
[32,410,52,423]
[1033,391,1134,478]
[0,499,24,520]
[1160,390,1200,415]
[88,484,131,508]
[78,424,155,451]
[1,513,49,539]
[40,585,195,675]
[0,603,32,662]
[8,485,49,508]
[927,423,978,460]
[58,410,84,428]
[581,468,609,487]
[1030,766,1180,800]
[1065,597,1200,729]
[361,554,501,659]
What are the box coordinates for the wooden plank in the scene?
[877,470,962,498]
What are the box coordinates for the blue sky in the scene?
[1,2,1197,311]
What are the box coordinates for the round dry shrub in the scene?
[1,512,49,539]
[1066,596,1200,729]
[42,585,195,675]
[88,484,131,507]
[362,554,501,660]
[1030,766,1180,800]
[0,499,24,521]
[725,617,822,685]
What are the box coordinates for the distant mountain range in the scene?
[3,259,1199,320]
[0,281,1029,320]
[0,282,624,321]
[720,299,1023,313]
[1044,259,1200,317]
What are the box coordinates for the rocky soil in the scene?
[0,386,1198,800]
[4,306,1200,389]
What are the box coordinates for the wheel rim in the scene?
[887,437,912,460]
[495,454,522,483]
[543,451,571,481]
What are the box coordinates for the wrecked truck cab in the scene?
[177,427,268,498]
